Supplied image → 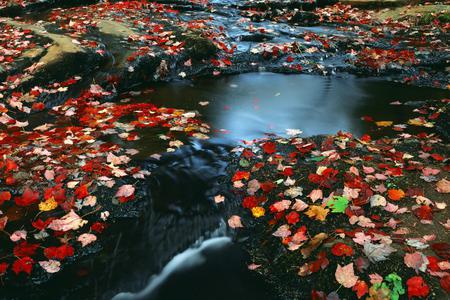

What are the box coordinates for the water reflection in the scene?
[128,73,448,154]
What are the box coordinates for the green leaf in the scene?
[326,196,349,213]
[385,273,405,300]
[309,156,326,162]
[239,158,250,168]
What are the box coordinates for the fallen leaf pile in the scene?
[0,84,209,277]
[229,101,449,298]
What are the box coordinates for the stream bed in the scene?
[100,73,449,300]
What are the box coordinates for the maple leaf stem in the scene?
[81,206,102,218]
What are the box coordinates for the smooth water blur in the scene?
[125,73,449,156]
[107,73,449,300]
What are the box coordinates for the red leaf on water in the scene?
[260,181,276,193]
[440,275,450,293]
[91,222,107,233]
[0,216,7,230]
[282,167,294,177]
[242,196,258,209]
[430,153,444,161]
[262,141,276,154]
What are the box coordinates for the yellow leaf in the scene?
[408,118,434,128]
[251,206,265,218]
[305,205,329,221]
[38,197,58,211]
[375,121,393,127]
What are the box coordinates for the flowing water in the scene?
[104,73,449,300]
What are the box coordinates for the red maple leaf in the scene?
[75,184,89,199]
[331,242,354,257]
[0,191,11,205]
[414,205,433,221]
[4,159,18,172]
[12,257,34,275]
[352,280,368,299]
[262,141,276,154]
[406,276,429,299]
[440,275,450,293]
[232,170,250,182]
[44,244,75,260]
[13,241,40,258]
[15,187,40,207]
[0,262,8,275]
[260,181,275,193]
[286,211,300,225]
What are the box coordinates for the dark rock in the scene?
[182,32,218,61]
[289,11,320,26]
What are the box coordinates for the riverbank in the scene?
[0,1,449,299]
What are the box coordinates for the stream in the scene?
[99,73,448,300]
[117,73,449,156]
[1,0,449,297]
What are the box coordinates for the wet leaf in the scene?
[335,263,358,288]
[305,205,329,221]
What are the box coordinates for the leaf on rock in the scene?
[301,233,328,259]
[48,210,87,232]
[352,280,368,299]
[305,205,329,221]
[335,263,359,288]
[363,242,396,262]
[407,276,429,299]
[39,260,61,273]
[404,252,429,273]
[228,215,244,229]
[38,197,58,212]
[77,233,97,247]
[436,179,450,193]
[326,196,349,213]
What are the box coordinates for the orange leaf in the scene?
[388,189,405,201]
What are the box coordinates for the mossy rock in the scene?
[182,32,218,61]
[419,12,450,25]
